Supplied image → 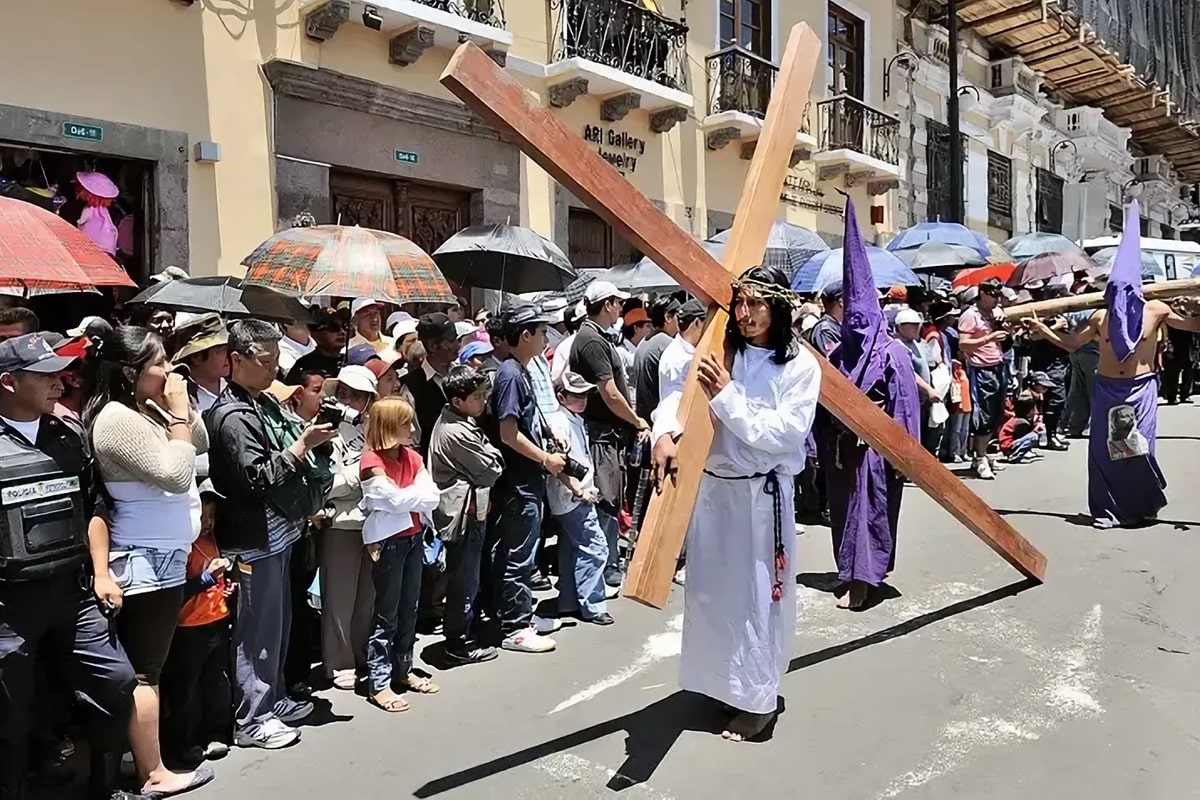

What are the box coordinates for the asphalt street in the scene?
[181,404,1200,799]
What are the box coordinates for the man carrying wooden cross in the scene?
[652,264,820,742]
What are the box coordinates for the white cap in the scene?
[455,321,478,340]
[150,265,189,284]
[559,371,596,395]
[800,314,819,333]
[895,308,923,326]
[548,306,568,325]
[67,315,105,337]
[391,318,419,338]
[351,298,381,316]
[323,364,378,396]
[584,280,631,304]
[386,310,414,331]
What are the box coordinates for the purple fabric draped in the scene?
[822,195,923,585]
[1105,200,1145,362]
[1088,373,1166,526]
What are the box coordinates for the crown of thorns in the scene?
[730,277,799,306]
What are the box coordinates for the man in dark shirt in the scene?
[404,312,459,455]
[633,294,681,423]
[285,307,347,382]
[488,305,566,653]
[569,281,649,587]
[808,281,843,358]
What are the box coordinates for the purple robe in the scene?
[820,195,922,585]
[1087,200,1165,527]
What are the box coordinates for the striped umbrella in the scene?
[240,225,454,305]
[0,196,135,289]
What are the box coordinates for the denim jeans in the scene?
[555,502,609,620]
[443,517,486,646]
[1003,431,1040,462]
[489,486,544,635]
[231,546,291,730]
[366,534,423,695]
[941,410,970,461]
[597,509,620,575]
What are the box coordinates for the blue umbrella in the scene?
[707,221,829,277]
[791,246,920,294]
[1002,232,1084,263]
[886,222,990,258]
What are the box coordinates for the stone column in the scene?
[274,156,331,230]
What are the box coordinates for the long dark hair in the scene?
[725,265,798,365]
[81,321,166,433]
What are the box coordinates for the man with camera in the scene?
[205,321,337,750]
[0,333,138,800]
[487,304,567,653]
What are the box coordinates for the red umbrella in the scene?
[0,197,135,289]
[951,263,1015,289]
[241,225,454,305]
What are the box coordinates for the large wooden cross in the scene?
[441,27,1046,609]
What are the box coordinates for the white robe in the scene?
[670,344,821,713]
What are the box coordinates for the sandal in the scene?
[403,673,440,694]
[369,690,409,713]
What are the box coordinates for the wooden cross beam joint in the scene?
[440,28,1047,610]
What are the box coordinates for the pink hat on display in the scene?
[75,172,119,200]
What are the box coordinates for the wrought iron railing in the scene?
[987,150,1013,229]
[706,46,812,134]
[550,0,689,91]
[817,95,900,165]
[414,0,505,29]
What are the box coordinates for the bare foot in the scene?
[142,763,213,796]
[835,581,869,610]
[721,711,775,742]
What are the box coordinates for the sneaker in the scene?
[672,567,686,586]
[444,641,499,665]
[501,627,556,653]
[973,459,995,480]
[583,612,615,626]
[603,567,623,588]
[533,615,563,634]
[605,583,621,599]
[987,456,1005,472]
[272,697,314,725]
[234,718,300,750]
[531,571,553,592]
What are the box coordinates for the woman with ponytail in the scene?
[83,321,215,797]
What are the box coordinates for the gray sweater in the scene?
[426,407,503,541]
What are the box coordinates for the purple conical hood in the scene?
[1105,199,1145,362]
[837,194,889,390]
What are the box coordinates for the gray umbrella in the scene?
[602,259,679,293]
[1087,246,1164,280]
[128,276,309,321]
[706,220,830,276]
[893,242,988,271]
[432,223,576,293]
[1002,232,1085,262]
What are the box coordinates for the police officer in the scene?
[0,333,139,800]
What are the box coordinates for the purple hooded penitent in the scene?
[821,195,921,588]
[837,195,890,390]
[1105,199,1145,362]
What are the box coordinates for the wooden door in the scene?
[396,181,471,254]
[330,172,395,231]
[569,207,640,268]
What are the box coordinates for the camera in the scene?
[317,397,361,428]
[560,454,589,482]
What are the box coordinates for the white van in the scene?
[1083,236,1200,280]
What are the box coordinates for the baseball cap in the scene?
[559,371,596,395]
[351,298,381,317]
[392,317,419,339]
[820,280,844,301]
[622,307,650,326]
[417,312,457,343]
[978,277,1004,294]
[886,285,908,302]
[894,308,923,326]
[323,364,378,397]
[677,298,708,325]
[311,306,349,330]
[584,280,631,305]
[386,310,415,332]
[345,344,380,366]
[454,321,478,340]
[198,478,224,501]
[503,303,554,327]
[66,315,106,337]
[0,333,77,374]
[149,265,189,284]
[1027,371,1056,388]
[458,340,495,364]
[173,313,229,361]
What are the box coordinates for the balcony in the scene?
[1053,106,1132,173]
[303,0,510,66]
[812,95,902,190]
[701,46,818,156]
[545,0,692,127]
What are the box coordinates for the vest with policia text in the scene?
[0,415,89,581]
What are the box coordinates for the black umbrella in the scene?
[127,276,309,321]
[432,223,576,293]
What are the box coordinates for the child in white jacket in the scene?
[358,397,440,713]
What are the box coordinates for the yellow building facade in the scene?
[0,0,903,282]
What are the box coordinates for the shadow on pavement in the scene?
[995,507,1196,531]
[412,578,1035,798]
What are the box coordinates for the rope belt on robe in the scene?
[702,468,786,602]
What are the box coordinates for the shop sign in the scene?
[61,121,103,143]
[582,124,644,174]
[393,150,419,165]
[781,169,843,216]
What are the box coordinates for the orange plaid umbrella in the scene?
[0,197,135,289]
[241,225,454,305]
